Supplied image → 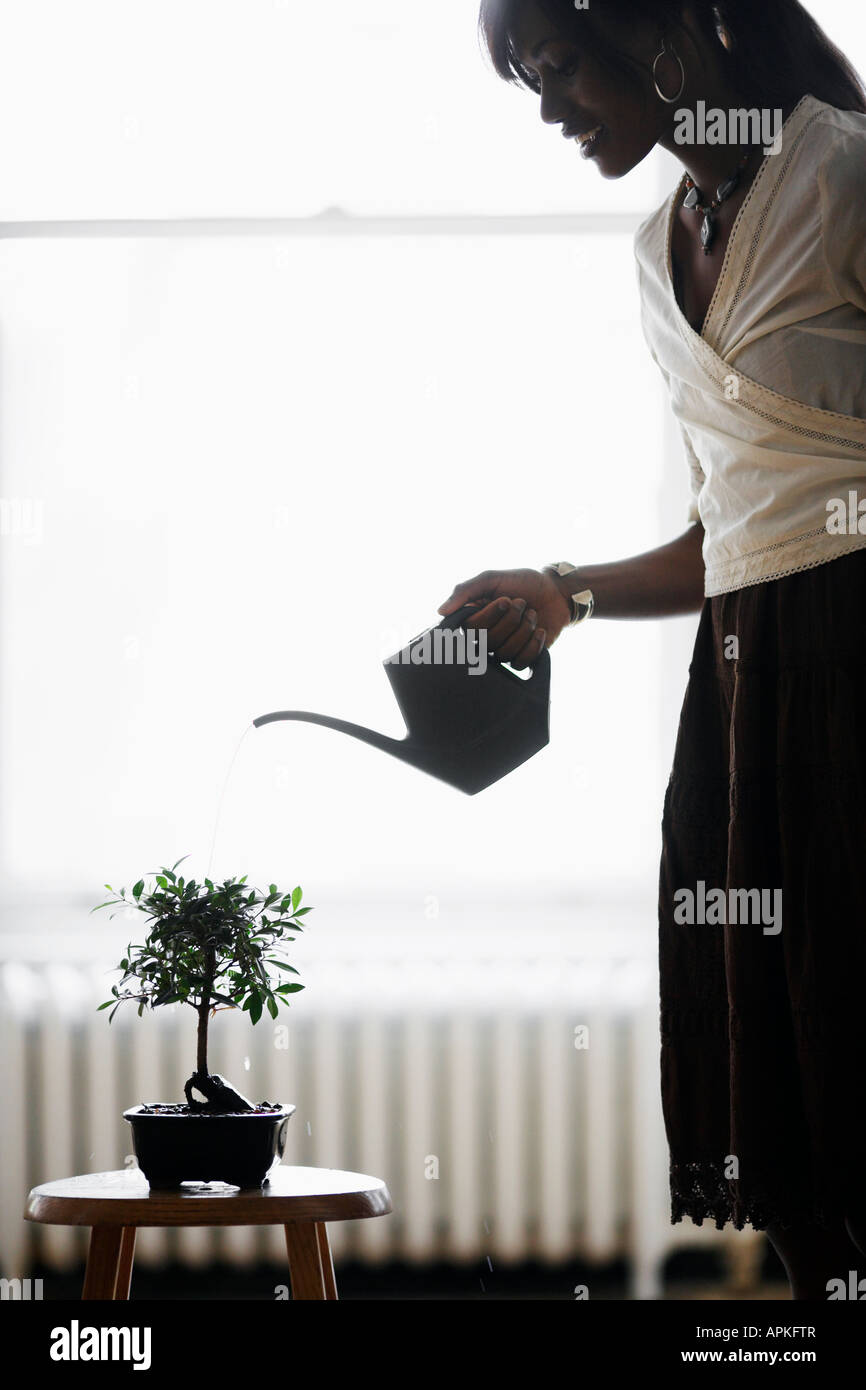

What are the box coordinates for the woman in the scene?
[439,0,866,1300]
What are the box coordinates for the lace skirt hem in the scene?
[669,1162,848,1233]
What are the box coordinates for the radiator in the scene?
[0,948,731,1298]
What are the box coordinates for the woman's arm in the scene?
[552,522,706,619]
[437,522,705,667]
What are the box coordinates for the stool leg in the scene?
[316,1223,338,1301]
[114,1226,137,1299]
[82,1226,123,1300]
[284,1222,327,1300]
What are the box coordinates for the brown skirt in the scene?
[658,547,866,1231]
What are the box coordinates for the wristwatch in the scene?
[545,562,595,626]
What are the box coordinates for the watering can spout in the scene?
[252,708,409,761]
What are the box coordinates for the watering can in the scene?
[253,605,550,794]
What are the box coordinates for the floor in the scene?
[31,1244,790,1300]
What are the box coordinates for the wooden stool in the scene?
[25,1165,392,1300]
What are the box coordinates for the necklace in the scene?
[682,148,755,254]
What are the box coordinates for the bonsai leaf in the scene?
[95,864,311,1076]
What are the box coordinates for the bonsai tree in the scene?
[93,857,311,1113]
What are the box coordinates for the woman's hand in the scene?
[437,567,571,669]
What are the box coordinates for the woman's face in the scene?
[508,1,670,179]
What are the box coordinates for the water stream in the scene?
[204,721,255,881]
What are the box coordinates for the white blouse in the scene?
[634,94,866,597]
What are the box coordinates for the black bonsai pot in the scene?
[124,1103,295,1189]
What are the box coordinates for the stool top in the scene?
[25,1165,392,1227]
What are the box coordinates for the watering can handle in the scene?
[438,604,550,680]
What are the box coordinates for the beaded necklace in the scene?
[682,148,755,254]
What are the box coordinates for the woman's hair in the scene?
[478,0,866,114]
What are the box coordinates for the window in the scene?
[1,0,861,915]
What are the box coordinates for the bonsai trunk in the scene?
[196,995,210,1076]
[183,946,254,1114]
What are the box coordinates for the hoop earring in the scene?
[653,38,685,104]
[711,4,733,51]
